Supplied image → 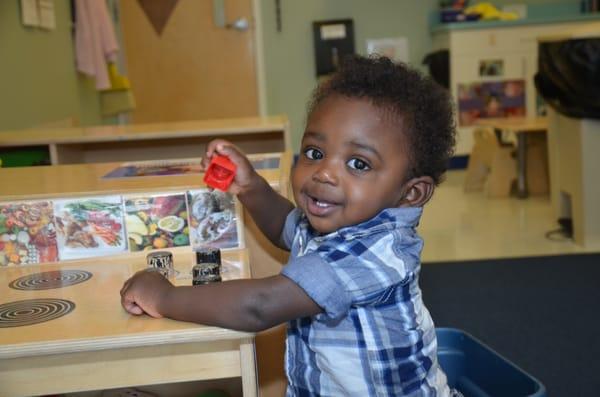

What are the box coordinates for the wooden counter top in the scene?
[0,249,251,360]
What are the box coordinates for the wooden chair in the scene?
[464,127,517,197]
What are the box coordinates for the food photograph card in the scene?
[54,196,127,260]
[124,192,190,252]
[187,189,242,250]
[0,200,58,266]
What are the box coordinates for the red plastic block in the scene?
[203,155,236,191]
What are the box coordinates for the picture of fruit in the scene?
[152,237,168,249]
[173,233,189,246]
[158,215,185,233]
[128,232,144,246]
[126,214,148,236]
[124,193,189,252]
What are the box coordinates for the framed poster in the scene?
[366,37,409,64]
[458,79,526,126]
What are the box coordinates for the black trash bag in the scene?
[422,49,450,89]
[535,38,600,119]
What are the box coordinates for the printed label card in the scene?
[124,192,190,252]
[248,152,282,170]
[102,158,203,179]
[54,196,127,260]
[187,189,243,251]
[0,200,58,266]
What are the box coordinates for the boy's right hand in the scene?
[120,270,173,318]
[202,140,259,196]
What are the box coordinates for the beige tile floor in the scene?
[419,170,599,263]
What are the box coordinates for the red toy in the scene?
[203,155,237,191]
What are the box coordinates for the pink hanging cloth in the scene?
[74,0,119,90]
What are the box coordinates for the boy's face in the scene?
[292,95,412,234]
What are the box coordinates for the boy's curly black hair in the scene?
[307,55,456,185]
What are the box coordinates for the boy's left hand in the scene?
[120,270,173,318]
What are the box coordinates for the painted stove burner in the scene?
[9,270,93,290]
[0,298,75,328]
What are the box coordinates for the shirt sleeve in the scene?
[283,229,421,320]
[319,231,415,306]
[281,251,352,321]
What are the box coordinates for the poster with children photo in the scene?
[187,189,242,250]
[54,196,127,260]
[124,193,190,252]
[457,79,526,126]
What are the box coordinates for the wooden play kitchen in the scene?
[0,153,292,397]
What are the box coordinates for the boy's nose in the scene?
[312,161,338,185]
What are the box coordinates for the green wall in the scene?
[0,0,583,156]
[260,0,439,152]
[0,0,101,132]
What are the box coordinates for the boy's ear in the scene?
[399,176,435,207]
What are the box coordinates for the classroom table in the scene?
[475,117,548,198]
[0,116,290,165]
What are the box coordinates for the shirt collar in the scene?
[298,207,423,242]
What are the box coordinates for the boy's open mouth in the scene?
[307,195,338,216]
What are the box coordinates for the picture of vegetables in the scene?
[54,196,127,261]
[124,193,190,252]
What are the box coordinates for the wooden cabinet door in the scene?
[119,0,258,123]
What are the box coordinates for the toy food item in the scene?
[203,155,236,191]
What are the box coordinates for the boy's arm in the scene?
[237,173,295,248]
[121,270,321,332]
[203,140,295,249]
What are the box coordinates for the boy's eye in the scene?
[304,148,323,160]
[347,158,370,171]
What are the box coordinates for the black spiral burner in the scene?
[0,298,75,328]
[9,270,93,291]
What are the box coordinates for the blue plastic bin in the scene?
[436,328,546,397]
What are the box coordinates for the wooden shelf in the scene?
[0,116,291,165]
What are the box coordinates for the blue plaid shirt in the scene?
[280,207,450,396]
